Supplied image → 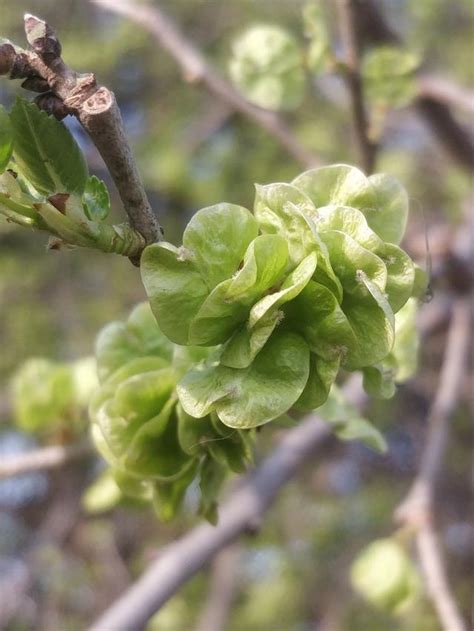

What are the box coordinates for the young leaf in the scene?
[367,173,409,244]
[220,310,282,369]
[363,364,396,399]
[379,243,415,312]
[10,97,88,194]
[141,243,210,345]
[284,280,357,361]
[249,251,317,327]
[178,331,310,428]
[0,104,13,172]
[95,302,173,382]
[294,353,340,411]
[292,164,376,211]
[317,205,384,253]
[183,203,258,290]
[321,230,387,297]
[82,175,110,221]
[343,273,395,369]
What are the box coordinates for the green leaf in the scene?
[10,97,88,194]
[284,280,357,361]
[226,234,289,301]
[11,358,75,434]
[254,182,318,266]
[152,460,198,522]
[141,243,210,345]
[318,386,387,453]
[294,353,340,411]
[362,45,420,107]
[188,234,289,345]
[412,264,429,299]
[82,469,122,514]
[304,2,331,73]
[199,456,226,524]
[335,417,387,453]
[183,203,258,290]
[178,331,310,428]
[321,230,387,297]
[351,538,421,613]
[343,272,395,369]
[249,251,317,327]
[188,278,249,345]
[95,302,173,382]
[254,182,342,299]
[220,310,282,369]
[82,175,110,221]
[317,205,384,252]
[363,364,396,399]
[379,243,415,312]
[0,105,13,172]
[391,297,419,382]
[123,399,192,481]
[229,25,305,111]
[292,164,376,211]
[366,173,409,244]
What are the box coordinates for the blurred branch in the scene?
[353,0,474,172]
[88,413,332,631]
[417,76,474,116]
[91,0,321,169]
[336,0,376,173]
[1,15,161,254]
[396,298,470,631]
[194,544,241,631]
[0,438,93,479]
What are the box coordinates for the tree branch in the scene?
[336,0,377,174]
[1,15,162,254]
[88,414,332,631]
[353,0,474,172]
[91,0,321,169]
[0,438,93,479]
[396,298,470,631]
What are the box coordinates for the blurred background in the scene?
[0,1,472,629]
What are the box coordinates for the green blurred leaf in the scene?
[82,175,110,221]
[10,97,88,195]
[95,302,173,382]
[363,364,396,399]
[81,469,122,514]
[391,297,419,382]
[229,25,305,111]
[0,105,13,172]
[362,45,420,107]
[11,358,75,433]
[351,538,421,613]
[199,456,226,524]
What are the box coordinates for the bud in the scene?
[24,14,61,59]
[34,93,69,120]
[0,42,16,75]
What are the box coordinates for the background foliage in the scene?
[0,1,472,629]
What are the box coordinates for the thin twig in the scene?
[88,414,331,631]
[336,0,376,174]
[91,0,321,169]
[1,15,161,252]
[0,439,93,479]
[396,298,470,631]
